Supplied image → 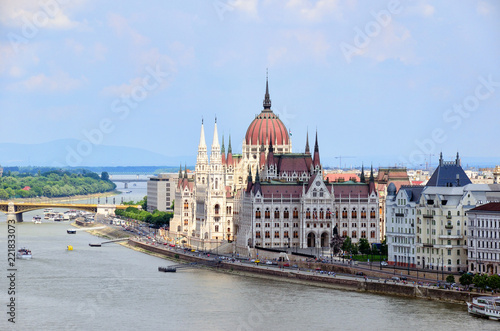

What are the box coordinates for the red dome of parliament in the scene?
[245,79,290,146]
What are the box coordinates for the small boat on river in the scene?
[17,248,32,259]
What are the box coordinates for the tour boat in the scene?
[32,216,42,224]
[467,296,500,320]
[17,248,32,260]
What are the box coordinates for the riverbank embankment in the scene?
[78,222,481,305]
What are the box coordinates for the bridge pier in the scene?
[7,213,23,222]
[124,183,128,189]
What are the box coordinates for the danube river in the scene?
[1,219,499,330]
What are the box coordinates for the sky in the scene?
[1,0,499,169]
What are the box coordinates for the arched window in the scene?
[342,231,347,238]
[370,208,376,219]
[274,208,280,219]
[293,208,299,219]
[319,208,324,219]
[352,231,357,238]
[256,231,261,238]
[265,208,270,219]
[214,204,220,215]
[361,231,366,238]
[284,208,289,219]
[215,178,218,190]
[326,208,331,219]
[352,208,357,219]
[255,208,261,219]
[184,200,189,210]
[370,231,375,238]
[215,225,219,232]
[342,208,348,219]
[226,206,232,214]
[361,208,366,219]
[184,219,188,226]
[306,208,311,219]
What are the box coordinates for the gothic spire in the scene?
[313,130,320,169]
[263,71,271,110]
[255,168,260,182]
[228,135,232,153]
[369,164,374,182]
[198,118,206,148]
[178,163,182,178]
[184,164,188,179]
[360,164,365,183]
[305,129,310,154]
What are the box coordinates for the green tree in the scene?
[101,172,110,181]
[358,238,371,255]
[380,237,388,256]
[351,243,359,255]
[473,274,489,289]
[459,273,473,287]
[488,274,500,291]
[446,274,455,284]
[342,236,352,253]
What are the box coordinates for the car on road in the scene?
[265,261,273,265]
[355,272,364,276]
[381,261,388,266]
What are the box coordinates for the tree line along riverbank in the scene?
[0,168,116,199]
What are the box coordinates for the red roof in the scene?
[468,202,500,212]
[245,110,289,146]
[22,186,31,191]
[325,173,360,183]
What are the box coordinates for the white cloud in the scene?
[232,0,259,18]
[285,0,344,22]
[358,22,418,65]
[405,1,435,18]
[107,13,149,46]
[9,71,85,92]
[0,0,82,30]
[477,1,494,16]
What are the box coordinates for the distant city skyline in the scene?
[1,1,499,168]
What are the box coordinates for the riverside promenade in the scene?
[127,238,482,305]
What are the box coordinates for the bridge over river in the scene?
[0,201,140,222]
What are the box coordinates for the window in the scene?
[256,231,261,238]
[342,208,348,219]
[214,204,220,215]
[274,208,280,219]
[255,208,261,219]
[361,231,367,238]
[293,223,299,228]
[215,225,219,232]
[274,231,280,238]
[293,208,299,219]
[284,208,289,219]
[265,223,270,228]
[265,231,270,238]
[319,209,324,219]
[370,231,376,239]
[342,231,347,238]
[226,206,232,214]
[352,208,357,218]
[293,231,299,238]
[306,208,311,219]
[361,209,366,219]
[352,231,357,238]
[326,209,332,219]
[183,200,189,210]
[265,208,270,219]
[184,219,188,226]
[284,231,289,238]
[256,223,261,228]
[370,208,376,218]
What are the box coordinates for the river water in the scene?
[0,184,499,330]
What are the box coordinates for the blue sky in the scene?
[1,0,499,168]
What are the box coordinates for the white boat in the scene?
[17,248,32,260]
[32,216,42,224]
[467,296,500,320]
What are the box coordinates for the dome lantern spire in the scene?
[263,70,271,110]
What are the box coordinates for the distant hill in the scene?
[0,139,194,167]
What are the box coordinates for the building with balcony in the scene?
[467,202,500,275]
[414,154,500,272]
[386,184,424,268]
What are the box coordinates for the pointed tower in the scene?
[221,135,226,165]
[227,135,233,167]
[369,164,376,194]
[312,131,321,171]
[263,72,271,110]
[360,164,366,183]
[305,129,310,155]
[195,119,208,185]
[209,116,223,192]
